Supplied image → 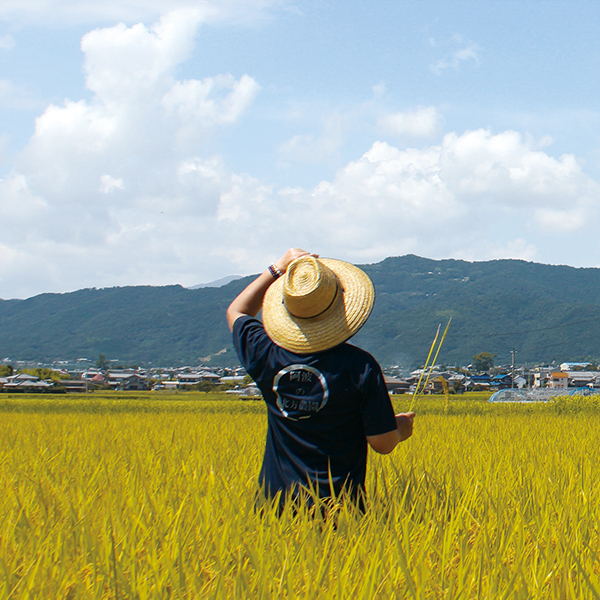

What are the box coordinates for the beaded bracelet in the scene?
[268,264,283,279]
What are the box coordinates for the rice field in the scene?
[1,392,599,599]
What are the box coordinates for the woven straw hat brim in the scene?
[262,258,375,354]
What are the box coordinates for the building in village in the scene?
[0,373,56,391]
[175,371,221,387]
[547,372,569,389]
[383,375,410,394]
[4,357,600,395]
[534,370,600,389]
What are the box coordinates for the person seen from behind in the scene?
[226,248,414,512]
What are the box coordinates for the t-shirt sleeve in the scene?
[232,315,272,380]
[358,356,397,436]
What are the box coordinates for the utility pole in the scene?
[510,348,517,389]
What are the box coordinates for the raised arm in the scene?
[226,248,317,331]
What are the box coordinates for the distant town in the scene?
[2,356,599,397]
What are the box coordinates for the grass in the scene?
[0,392,599,598]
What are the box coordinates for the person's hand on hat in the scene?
[274,248,319,275]
[227,248,319,330]
[395,412,415,441]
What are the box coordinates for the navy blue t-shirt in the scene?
[233,316,396,502]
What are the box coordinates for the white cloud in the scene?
[439,129,593,213]
[378,106,443,138]
[81,11,202,104]
[17,11,259,189]
[533,208,587,232]
[431,34,481,75]
[162,74,261,126]
[3,99,600,297]
[1,9,599,299]
[211,131,599,269]
[99,174,124,193]
[0,12,263,297]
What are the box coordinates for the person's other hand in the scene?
[395,412,415,441]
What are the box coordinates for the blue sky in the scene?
[0,0,599,298]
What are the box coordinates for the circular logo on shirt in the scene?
[272,365,329,420]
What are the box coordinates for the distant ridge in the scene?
[3,255,600,369]
[189,275,242,289]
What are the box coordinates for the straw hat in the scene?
[262,256,375,353]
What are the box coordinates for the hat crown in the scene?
[283,257,339,319]
[262,256,374,353]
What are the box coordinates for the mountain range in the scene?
[2,255,600,370]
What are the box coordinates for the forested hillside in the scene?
[2,255,600,369]
[357,255,600,368]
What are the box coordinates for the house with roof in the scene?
[548,372,568,388]
[384,375,410,394]
[534,369,599,389]
[563,371,600,388]
[107,372,149,390]
[1,373,56,391]
[533,369,553,387]
[435,371,466,394]
[81,369,105,380]
[513,376,527,389]
[60,380,90,393]
[176,371,221,386]
[464,373,491,391]
[490,373,513,389]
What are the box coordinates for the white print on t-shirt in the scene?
[272,364,329,420]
